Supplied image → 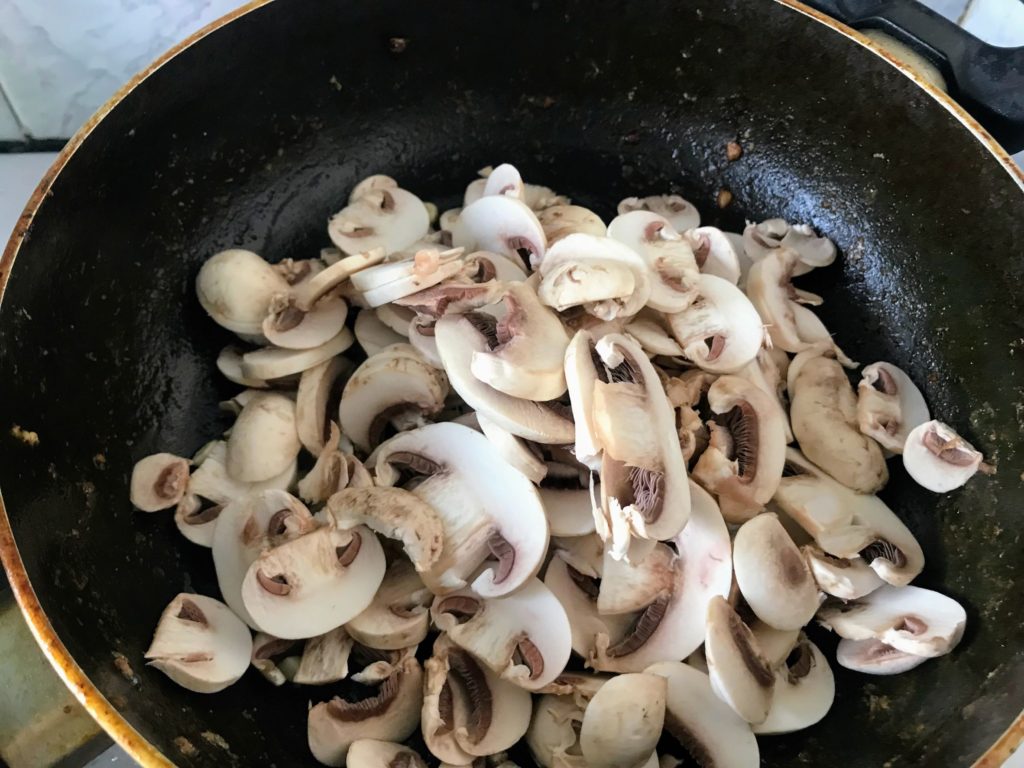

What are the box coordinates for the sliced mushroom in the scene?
[241,327,355,381]
[645,661,760,767]
[173,495,224,547]
[476,413,548,484]
[617,195,699,233]
[625,315,686,359]
[537,233,651,320]
[802,545,885,599]
[296,357,351,456]
[377,304,416,336]
[374,422,549,596]
[326,486,444,572]
[216,345,270,388]
[432,578,571,690]
[743,219,836,276]
[526,692,589,768]
[902,420,988,492]
[435,312,575,444]
[250,632,299,686]
[293,248,388,311]
[537,205,607,245]
[597,542,675,616]
[607,211,700,313]
[817,584,966,658]
[328,187,430,257]
[349,175,398,204]
[196,249,290,336]
[184,439,296,514]
[144,593,252,694]
[771,448,857,537]
[749,620,801,669]
[683,226,742,284]
[298,423,349,503]
[394,279,503,321]
[691,375,787,523]
[469,282,570,401]
[294,626,354,685]
[346,558,432,650]
[538,457,598,537]
[788,349,888,493]
[240,524,386,639]
[211,489,315,627]
[339,343,449,452]
[130,453,190,512]
[408,315,444,369]
[579,673,666,768]
[752,636,835,735]
[263,290,349,350]
[452,194,547,271]
[835,637,929,675]
[307,656,423,767]
[856,362,930,454]
[349,248,467,308]
[347,740,427,768]
[732,513,820,631]
[704,595,775,724]
[563,330,604,470]
[666,274,765,373]
[225,391,302,483]
[736,347,793,443]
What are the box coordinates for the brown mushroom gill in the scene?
[156,463,189,501]
[436,595,483,623]
[384,451,444,491]
[326,664,403,722]
[182,503,223,526]
[602,454,665,525]
[662,712,715,768]
[253,638,297,660]
[567,564,601,600]
[604,593,671,657]
[336,532,363,566]
[506,236,541,271]
[860,539,907,569]
[176,599,208,625]
[512,636,545,679]
[257,571,292,596]
[713,402,760,482]
[447,648,494,744]
[785,641,815,683]
[271,302,306,333]
[389,754,427,768]
[922,427,980,467]
[487,531,517,584]
[728,609,775,688]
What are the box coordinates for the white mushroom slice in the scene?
[435,313,575,444]
[534,671,609,700]
[835,637,929,675]
[704,596,775,724]
[251,632,299,686]
[240,524,386,639]
[736,348,793,443]
[144,593,252,694]
[684,226,742,285]
[308,656,423,767]
[746,248,853,365]
[393,279,504,321]
[590,334,690,552]
[645,661,760,768]
[476,413,547,484]
[903,420,988,492]
[339,343,449,452]
[422,638,532,762]
[174,495,223,547]
[772,448,856,537]
[469,282,570,400]
[352,249,467,308]
[551,534,606,579]
[521,183,569,212]
[537,205,606,245]
[328,187,430,257]
[598,543,675,616]
[376,303,416,336]
[856,362,930,453]
[408,316,444,369]
[607,211,700,313]
[346,740,427,768]
[625,316,686,358]
[732,514,819,631]
[579,673,666,768]
[665,274,764,373]
[753,636,835,735]
[452,195,547,271]
[226,392,302,483]
[563,330,603,469]
[295,357,350,457]
[817,584,966,658]
[537,234,651,320]
[348,646,416,686]
[482,163,525,199]
[346,558,431,650]
[263,291,348,350]
[130,453,190,512]
[292,248,387,311]
[462,250,530,284]
[349,174,398,204]
[749,621,800,668]
[743,219,836,275]
[617,195,699,233]
[432,578,571,690]
[196,249,290,336]
[691,375,787,523]
[187,440,296,509]
[216,346,269,388]
[788,349,888,493]
[526,692,588,768]
[539,462,598,537]
[294,626,354,685]
[241,327,355,380]
[802,545,885,599]
[326,486,444,572]
[374,422,549,596]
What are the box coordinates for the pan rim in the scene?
[0,1,1019,766]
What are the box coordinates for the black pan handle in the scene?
[803,0,1024,154]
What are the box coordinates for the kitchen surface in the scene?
[0,1,1021,767]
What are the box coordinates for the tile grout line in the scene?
[0,80,29,140]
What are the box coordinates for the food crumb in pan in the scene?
[112,651,138,685]
[716,188,733,208]
[328,75,342,92]
[388,37,408,54]
[10,424,39,446]
[173,737,198,758]
[201,731,231,751]
[93,453,106,469]
[726,141,743,161]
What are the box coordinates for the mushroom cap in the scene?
[346,740,427,768]
[617,195,699,232]
[216,345,270,387]
[902,420,985,493]
[607,210,700,313]
[144,593,253,694]
[835,637,929,675]
[345,558,431,650]
[704,595,775,724]
[579,673,666,768]
[685,226,742,284]
[262,291,348,350]
[349,174,398,204]
[732,513,820,631]
[476,413,548,485]
[435,313,575,444]
[186,439,296,508]
[856,361,930,454]
[339,343,449,452]
[537,205,607,245]
[308,656,423,767]
[452,194,547,271]
[374,422,549,597]
[196,249,289,336]
[295,357,351,457]
[328,187,431,257]
[432,577,572,690]
[645,661,760,768]
[241,326,355,381]
[130,452,190,512]
[752,636,835,735]
[817,584,966,658]
[226,391,302,483]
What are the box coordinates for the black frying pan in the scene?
[1,1,1022,766]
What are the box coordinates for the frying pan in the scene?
[1,1,1022,766]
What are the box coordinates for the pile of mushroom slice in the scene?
[131,162,989,767]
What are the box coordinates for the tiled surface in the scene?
[0,93,23,141]
[961,0,1024,45]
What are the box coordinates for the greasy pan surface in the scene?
[1,0,1022,765]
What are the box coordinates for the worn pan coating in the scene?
[0,1,1021,766]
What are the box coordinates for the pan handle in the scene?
[803,0,1024,154]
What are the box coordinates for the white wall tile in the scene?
[919,0,969,22]
[961,0,1024,46]
[0,94,24,141]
